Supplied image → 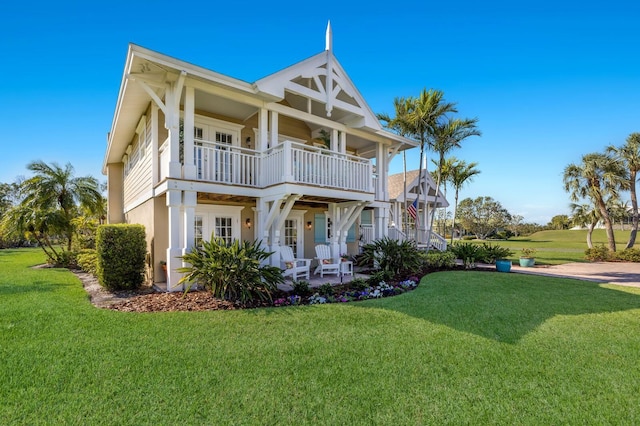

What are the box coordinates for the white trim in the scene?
[184,204,245,246]
[281,209,307,258]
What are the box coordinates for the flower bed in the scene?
[273,278,419,307]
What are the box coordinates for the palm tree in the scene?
[379,89,457,240]
[563,153,628,252]
[426,117,481,248]
[448,159,481,243]
[10,161,102,256]
[431,156,457,236]
[569,202,601,248]
[607,133,640,248]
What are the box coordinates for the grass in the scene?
[467,229,635,265]
[2,248,640,424]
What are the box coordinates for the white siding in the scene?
[123,118,153,211]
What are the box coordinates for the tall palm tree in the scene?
[431,156,457,236]
[563,152,628,252]
[426,117,481,249]
[379,89,456,239]
[16,161,102,253]
[607,133,640,248]
[448,159,481,243]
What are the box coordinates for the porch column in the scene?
[166,189,183,291]
[256,198,268,253]
[331,129,339,152]
[183,86,196,180]
[270,229,282,267]
[329,203,340,262]
[258,108,269,151]
[376,143,385,200]
[339,131,346,154]
[182,190,196,255]
[268,200,282,267]
[269,111,278,147]
[165,82,182,179]
[374,206,389,241]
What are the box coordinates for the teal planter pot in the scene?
[519,258,535,267]
[495,259,512,273]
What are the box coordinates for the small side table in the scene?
[340,260,353,276]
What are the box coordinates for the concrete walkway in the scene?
[503,262,640,288]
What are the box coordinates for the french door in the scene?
[280,211,305,258]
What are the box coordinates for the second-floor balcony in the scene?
[161,139,375,194]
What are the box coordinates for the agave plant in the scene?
[178,237,283,303]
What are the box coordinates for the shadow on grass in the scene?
[360,270,640,344]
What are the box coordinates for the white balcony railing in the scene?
[162,139,374,193]
[159,139,375,194]
[194,140,258,186]
[261,141,373,192]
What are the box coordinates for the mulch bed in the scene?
[74,266,473,313]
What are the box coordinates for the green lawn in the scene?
[2,248,640,424]
[469,229,635,265]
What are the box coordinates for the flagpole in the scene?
[403,150,407,235]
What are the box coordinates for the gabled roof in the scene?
[388,169,449,208]
[255,23,381,131]
[104,26,418,172]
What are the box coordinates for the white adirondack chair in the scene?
[314,244,340,277]
[280,246,311,281]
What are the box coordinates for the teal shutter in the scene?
[347,223,356,243]
[361,210,372,225]
[314,214,326,243]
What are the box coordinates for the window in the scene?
[194,215,203,248]
[215,217,233,245]
[284,219,298,254]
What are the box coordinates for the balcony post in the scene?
[183,86,196,179]
[282,140,294,182]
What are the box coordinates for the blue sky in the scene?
[1,1,638,224]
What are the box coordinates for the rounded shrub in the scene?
[96,224,146,291]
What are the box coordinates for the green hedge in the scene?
[96,224,147,291]
[76,249,98,276]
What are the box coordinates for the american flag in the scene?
[407,198,419,225]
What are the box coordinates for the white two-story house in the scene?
[103,26,446,290]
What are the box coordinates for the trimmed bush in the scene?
[615,248,640,262]
[76,249,98,276]
[96,224,147,291]
[424,250,457,269]
[584,244,611,262]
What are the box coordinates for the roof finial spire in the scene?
[325,20,332,52]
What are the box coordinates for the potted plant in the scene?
[519,248,536,267]
[495,259,512,273]
[340,253,349,262]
